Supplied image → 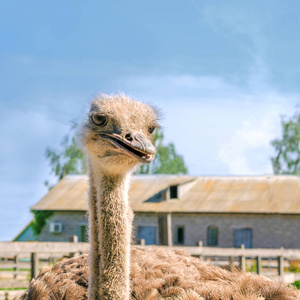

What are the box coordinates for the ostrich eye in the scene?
[148,126,155,134]
[91,114,108,126]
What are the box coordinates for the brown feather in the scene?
[16,246,299,300]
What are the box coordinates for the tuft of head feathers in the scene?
[79,94,160,175]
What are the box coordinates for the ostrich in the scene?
[18,94,298,300]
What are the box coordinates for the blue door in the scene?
[234,228,252,248]
[138,226,157,245]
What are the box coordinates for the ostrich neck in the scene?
[88,163,132,300]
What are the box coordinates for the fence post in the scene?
[167,213,173,246]
[48,256,55,266]
[69,235,79,257]
[140,239,145,246]
[31,252,39,279]
[277,256,284,276]
[69,235,78,243]
[239,244,246,271]
[256,256,262,275]
[14,255,19,279]
[197,241,203,260]
[229,256,235,271]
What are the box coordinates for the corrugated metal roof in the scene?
[32,176,89,211]
[32,175,300,214]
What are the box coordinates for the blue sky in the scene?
[1,0,300,241]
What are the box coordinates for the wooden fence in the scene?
[142,241,295,276]
[0,241,89,286]
[1,241,300,289]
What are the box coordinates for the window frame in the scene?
[137,225,157,245]
[207,225,218,246]
[233,227,253,248]
[170,185,179,199]
[49,221,63,234]
[175,225,185,245]
[77,222,88,242]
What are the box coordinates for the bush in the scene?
[31,210,54,235]
[292,280,300,289]
[288,260,300,273]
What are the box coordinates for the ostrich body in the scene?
[18,95,298,300]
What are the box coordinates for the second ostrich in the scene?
[18,94,298,300]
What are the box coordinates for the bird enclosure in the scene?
[0,241,89,289]
[1,241,300,290]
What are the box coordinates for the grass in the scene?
[246,260,257,273]
[0,288,27,291]
[0,269,30,272]
[286,260,300,273]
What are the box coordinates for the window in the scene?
[170,185,178,199]
[78,223,88,242]
[233,228,252,248]
[49,222,63,233]
[145,191,163,202]
[175,226,184,245]
[207,226,218,246]
[138,226,157,245]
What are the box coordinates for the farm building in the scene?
[19,174,300,248]
[13,221,37,241]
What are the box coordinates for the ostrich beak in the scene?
[100,132,156,163]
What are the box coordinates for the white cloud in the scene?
[118,74,299,175]
[218,100,287,174]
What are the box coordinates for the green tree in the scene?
[139,129,188,174]
[271,113,300,174]
[45,123,87,184]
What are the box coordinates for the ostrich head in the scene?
[80,94,159,175]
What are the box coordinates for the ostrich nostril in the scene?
[125,133,133,141]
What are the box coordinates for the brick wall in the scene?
[38,211,88,242]
[38,211,300,248]
[135,213,300,248]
